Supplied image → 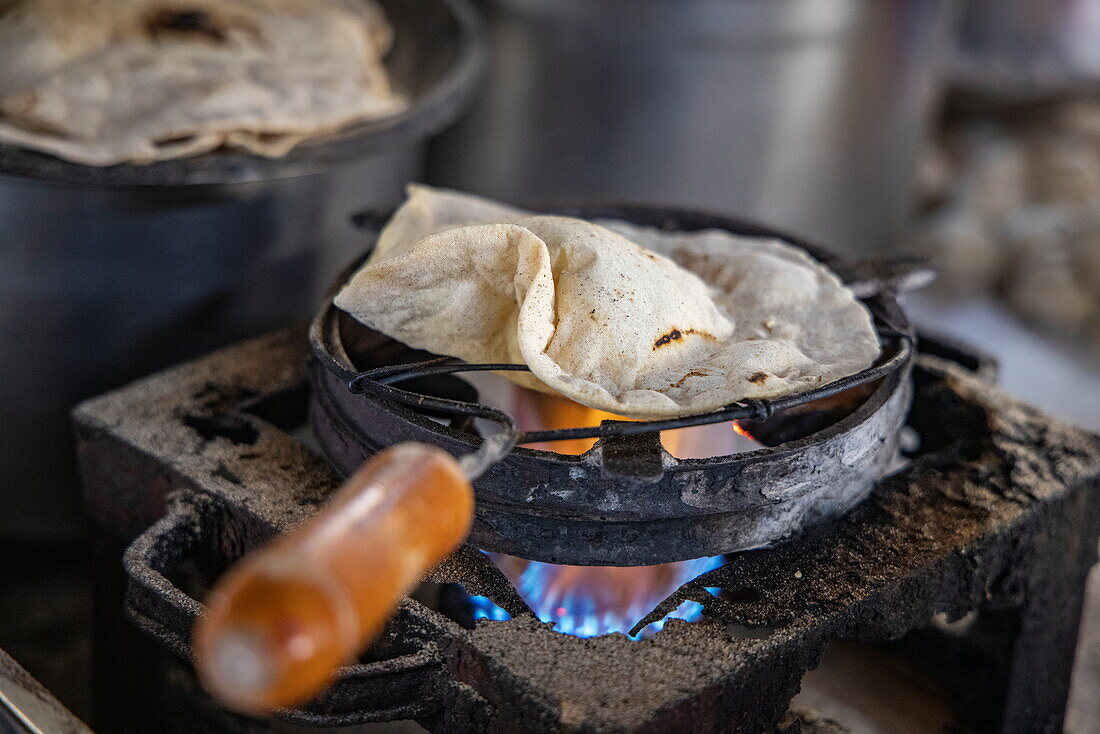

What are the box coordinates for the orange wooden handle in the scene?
[193,442,473,714]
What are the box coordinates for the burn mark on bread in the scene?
[748,372,769,384]
[146,8,228,42]
[667,370,709,389]
[654,329,683,348]
[653,328,716,349]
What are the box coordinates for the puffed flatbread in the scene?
[335,186,880,419]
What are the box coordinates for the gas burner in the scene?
[78,322,1100,733]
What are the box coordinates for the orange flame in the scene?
[518,391,620,454]
[732,420,756,441]
[516,390,684,456]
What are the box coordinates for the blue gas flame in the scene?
[467,554,724,640]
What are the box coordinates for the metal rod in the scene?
[347,333,912,444]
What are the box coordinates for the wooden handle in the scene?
[193,442,473,714]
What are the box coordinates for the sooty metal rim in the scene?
[309,203,916,564]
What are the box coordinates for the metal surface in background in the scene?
[954,0,1100,97]
[429,0,962,257]
[0,0,485,540]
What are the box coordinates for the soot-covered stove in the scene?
[76,320,1100,734]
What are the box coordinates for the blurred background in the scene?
[1,0,1099,731]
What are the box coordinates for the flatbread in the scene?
[0,0,406,165]
[335,185,881,419]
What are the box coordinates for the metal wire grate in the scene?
[346,323,913,476]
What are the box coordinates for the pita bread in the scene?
[0,0,406,165]
[335,186,881,419]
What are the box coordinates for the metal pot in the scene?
[0,0,484,540]
[429,0,961,256]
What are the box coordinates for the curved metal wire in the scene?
[347,371,521,479]
[347,328,913,445]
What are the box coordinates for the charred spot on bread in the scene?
[653,329,683,348]
[653,328,717,349]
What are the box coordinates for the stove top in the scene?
[75,326,1100,734]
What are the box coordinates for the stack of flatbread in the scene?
[0,0,406,165]
[335,186,881,420]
